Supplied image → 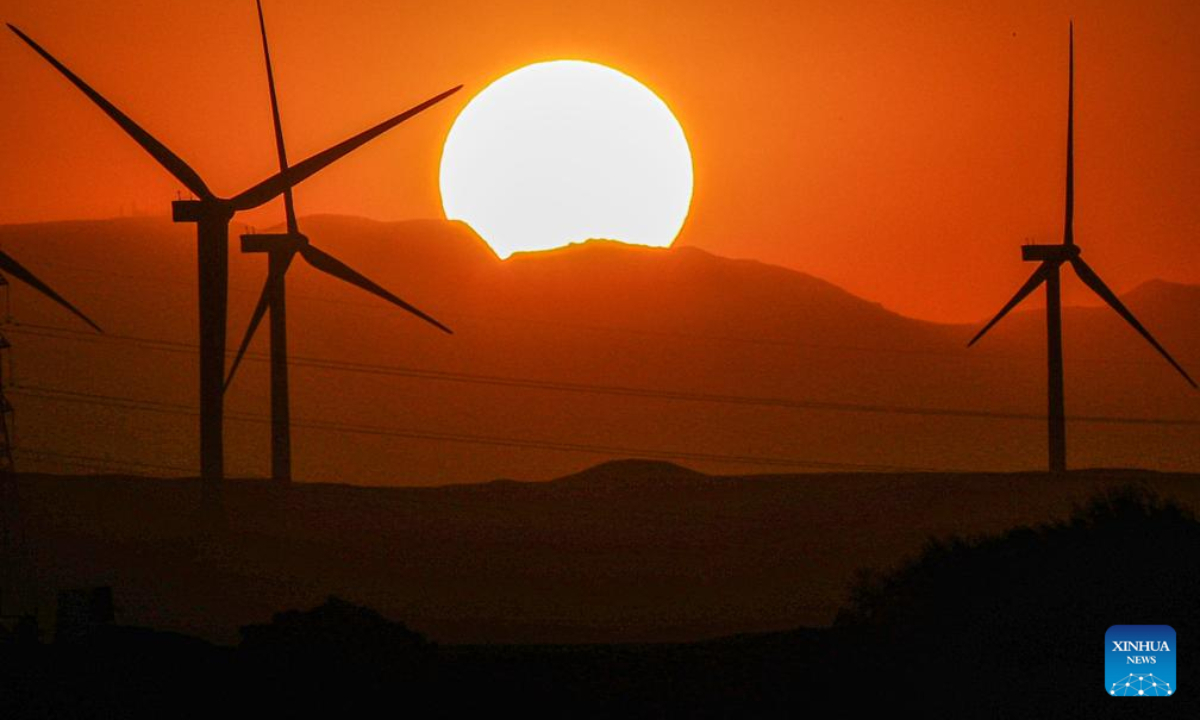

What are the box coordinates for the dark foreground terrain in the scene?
[3,478,1198,717]
[5,462,1200,643]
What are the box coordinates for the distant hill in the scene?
[0,215,1195,483]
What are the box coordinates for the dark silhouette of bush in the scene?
[238,595,435,713]
[240,595,430,658]
[833,485,1200,713]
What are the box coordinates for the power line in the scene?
[6,321,1199,428]
[13,446,191,475]
[16,452,104,474]
[8,384,944,473]
[13,253,1179,366]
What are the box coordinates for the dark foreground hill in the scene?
[5,462,1200,646]
[4,482,1198,718]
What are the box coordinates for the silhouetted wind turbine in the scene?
[7,22,460,504]
[224,0,451,483]
[968,23,1195,474]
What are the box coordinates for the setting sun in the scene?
[439,60,693,258]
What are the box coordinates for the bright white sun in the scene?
[439,60,693,258]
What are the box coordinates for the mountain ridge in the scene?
[0,215,1194,483]
[4,213,1193,327]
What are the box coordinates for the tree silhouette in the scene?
[239,595,435,713]
[835,485,1200,713]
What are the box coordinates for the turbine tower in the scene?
[224,0,452,483]
[968,23,1195,473]
[7,20,460,507]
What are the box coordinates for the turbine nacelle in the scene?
[240,233,309,254]
[1021,244,1080,263]
[172,199,233,223]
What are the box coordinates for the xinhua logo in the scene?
[1106,625,1176,697]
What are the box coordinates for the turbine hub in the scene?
[1022,244,1080,263]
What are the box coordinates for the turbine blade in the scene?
[1064,22,1074,245]
[0,250,100,332]
[224,255,292,391]
[230,85,462,211]
[1069,257,1196,388]
[298,243,452,334]
[7,24,213,201]
[967,264,1051,347]
[255,0,298,235]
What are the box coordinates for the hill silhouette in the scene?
[5,465,1200,645]
[0,215,1195,483]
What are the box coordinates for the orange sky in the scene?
[1,0,1198,323]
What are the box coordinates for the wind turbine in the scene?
[223,0,452,483]
[968,23,1195,473]
[7,21,460,503]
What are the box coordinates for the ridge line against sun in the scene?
[438,60,694,259]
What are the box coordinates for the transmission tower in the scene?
[0,275,16,617]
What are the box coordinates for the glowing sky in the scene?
[1,0,1198,322]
